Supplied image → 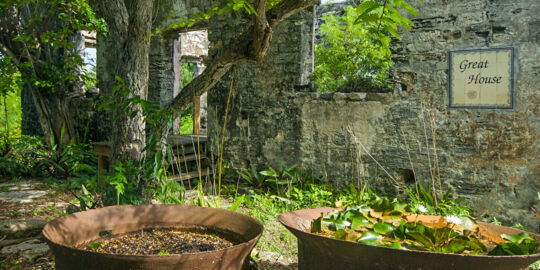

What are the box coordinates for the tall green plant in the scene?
[314,1,420,92]
[0,56,22,152]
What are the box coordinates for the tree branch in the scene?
[267,0,320,27]
[250,0,271,61]
[164,0,320,114]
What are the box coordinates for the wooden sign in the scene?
[448,47,514,109]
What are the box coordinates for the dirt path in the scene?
[0,179,74,269]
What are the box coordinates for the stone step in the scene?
[0,219,47,235]
[0,238,49,261]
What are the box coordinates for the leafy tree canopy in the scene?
[0,0,106,93]
[314,0,420,92]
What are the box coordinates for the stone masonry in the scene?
[207,0,540,230]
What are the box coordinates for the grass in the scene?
[239,192,299,262]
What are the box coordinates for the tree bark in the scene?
[93,0,153,164]
[30,87,82,145]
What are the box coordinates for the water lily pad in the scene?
[373,222,395,234]
[358,231,382,244]
[351,213,372,229]
[502,233,534,244]
[441,239,466,253]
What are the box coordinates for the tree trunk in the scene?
[94,0,153,164]
[29,85,81,146]
[18,31,88,145]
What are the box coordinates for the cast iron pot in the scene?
[278,207,540,270]
[43,204,263,270]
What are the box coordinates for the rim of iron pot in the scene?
[278,207,540,270]
[43,204,263,270]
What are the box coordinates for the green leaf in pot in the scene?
[374,222,395,235]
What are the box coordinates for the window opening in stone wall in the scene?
[173,30,208,135]
[82,31,97,94]
[312,1,396,93]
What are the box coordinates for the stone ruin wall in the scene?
[207,0,540,229]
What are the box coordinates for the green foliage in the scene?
[99,161,145,206]
[0,56,22,98]
[150,150,186,204]
[76,184,101,211]
[0,56,22,153]
[157,0,257,36]
[311,196,539,256]
[178,63,195,134]
[287,183,335,209]
[97,77,187,206]
[180,63,194,90]
[0,92,21,136]
[314,6,393,92]
[240,165,266,188]
[89,242,101,250]
[0,134,94,179]
[37,139,96,180]
[314,1,420,92]
[239,163,318,196]
[489,233,539,256]
[531,260,540,270]
[0,135,43,178]
[179,114,194,134]
[83,67,97,92]
[407,184,472,217]
[1,0,106,94]
[259,163,300,195]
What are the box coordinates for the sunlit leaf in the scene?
[351,213,372,229]
[374,222,395,234]
[358,231,382,244]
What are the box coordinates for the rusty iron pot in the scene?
[43,204,263,270]
[278,207,540,270]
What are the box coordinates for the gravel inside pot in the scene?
[78,227,236,255]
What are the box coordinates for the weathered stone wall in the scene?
[207,7,315,169]
[148,1,212,108]
[385,0,539,228]
[208,0,539,229]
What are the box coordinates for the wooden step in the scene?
[168,169,211,182]
[168,134,207,146]
[171,154,207,163]
[169,144,204,155]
